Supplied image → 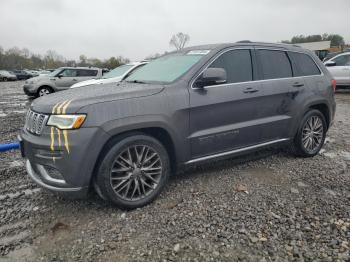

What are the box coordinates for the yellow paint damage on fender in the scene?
[50,100,74,160]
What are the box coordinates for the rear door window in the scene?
[289,52,321,76]
[78,69,98,77]
[208,49,253,84]
[257,50,292,80]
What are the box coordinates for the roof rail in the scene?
[236,40,252,43]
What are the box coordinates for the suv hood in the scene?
[31,82,164,114]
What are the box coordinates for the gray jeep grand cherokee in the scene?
[20,42,336,209]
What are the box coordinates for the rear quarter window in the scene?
[289,52,321,76]
[78,69,98,77]
[257,50,292,80]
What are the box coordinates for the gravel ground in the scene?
[0,81,349,261]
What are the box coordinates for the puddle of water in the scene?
[323,152,337,159]
[12,110,26,114]
[9,161,23,168]
[238,167,285,185]
[325,137,335,144]
[0,188,41,201]
[0,230,30,246]
[0,246,35,262]
[323,151,350,161]
[341,151,350,161]
[0,221,28,235]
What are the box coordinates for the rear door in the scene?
[255,48,301,141]
[327,54,350,85]
[189,48,265,159]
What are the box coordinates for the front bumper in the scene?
[23,84,37,95]
[20,126,110,198]
[26,159,88,197]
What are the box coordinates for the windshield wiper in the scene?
[126,80,147,84]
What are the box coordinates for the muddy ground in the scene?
[0,81,349,261]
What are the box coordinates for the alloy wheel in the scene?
[39,88,50,96]
[301,115,324,152]
[110,145,163,201]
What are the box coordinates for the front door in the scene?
[55,69,78,89]
[189,48,264,159]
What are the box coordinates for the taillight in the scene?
[331,79,336,92]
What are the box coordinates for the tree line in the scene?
[281,33,345,46]
[0,46,129,70]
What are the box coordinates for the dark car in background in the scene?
[20,42,336,209]
[11,70,33,80]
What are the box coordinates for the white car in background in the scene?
[70,61,148,88]
[324,52,350,87]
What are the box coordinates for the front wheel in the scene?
[37,87,52,97]
[95,134,170,209]
[293,109,327,157]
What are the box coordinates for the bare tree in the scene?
[169,32,190,50]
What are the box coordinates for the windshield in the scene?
[102,64,134,79]
[48,68,63,77]
[125,52,207,84]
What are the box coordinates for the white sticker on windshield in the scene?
[187,50,210,55]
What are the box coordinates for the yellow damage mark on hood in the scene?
[50,100,73,161]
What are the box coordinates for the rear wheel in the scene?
[3,77,7,82]
[293,109,327,157]
[37,86,52,97]
[95,134,170,209]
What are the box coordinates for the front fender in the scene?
[100,114,189,164]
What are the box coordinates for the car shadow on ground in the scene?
[49,146,290,210]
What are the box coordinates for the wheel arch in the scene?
[92,126,179,183]
[308,103,330,130]
[38,85,54,94]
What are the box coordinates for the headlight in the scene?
[47,114,86,129]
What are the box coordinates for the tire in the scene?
[3,77,7,82]
[293,109,327,157]
[37,86,52,97]
[95,134,170,209]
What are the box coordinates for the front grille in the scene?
[25,109,48,135]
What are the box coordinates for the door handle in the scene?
[243,87,259,93]
[72,79,78,81]
[292,82,304,87]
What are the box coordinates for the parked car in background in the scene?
[23,67,103,97]
[26,70,39,77]
[324,52,350,87]
[0,70,17,81]
[38,70,52,76]
[20,42,336,209]
[10,70,33,80]
[70,62,148,88]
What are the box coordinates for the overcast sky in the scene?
[1,0,349,61]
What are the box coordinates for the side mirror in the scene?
[325,61,336,67]
[196,68,227,88]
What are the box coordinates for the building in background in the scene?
[297,41,331,60]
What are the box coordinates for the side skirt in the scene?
[185,138,291,165]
